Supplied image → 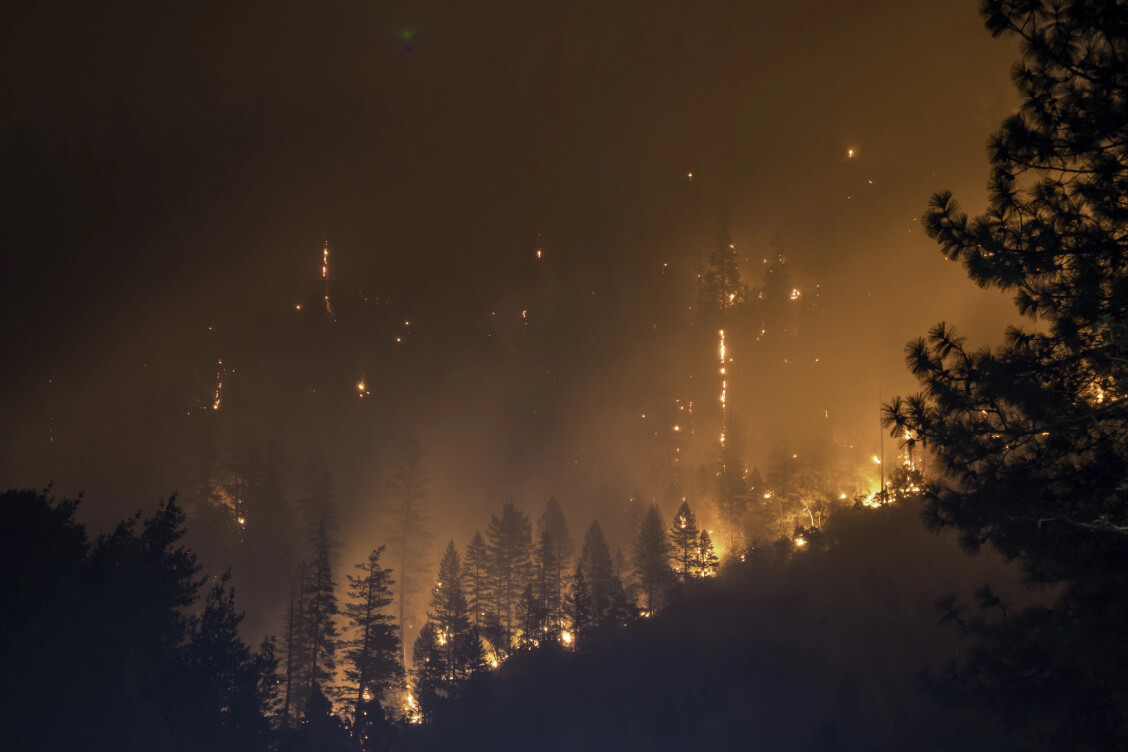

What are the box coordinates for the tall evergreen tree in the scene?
[698,223,748,313]
[411,543,482,721]
[294,468,341,705]
[343,546,402,732]
[182,572,280,751]
[302,516,340,699]
[884,3,1128,746]
[537,497,572,635]
[464,531,490,628]
[696,530,720,578]
[387,439,432,670]
[486,502,533,649]
[281,566,309,724]
[565,566,593,649]
[534,529,560,638]
[578,521,624,630]
[715,413,750,549]
[427,541,482,681]
[634,504,671,613]
[410,623,445,721]
[669,501,700,583]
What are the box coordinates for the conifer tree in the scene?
[633,504,671,613]
[427,541,482,681]
[343,546,402,730]
[486,503,533,649]
[2,491,277,751]
[295,469,341,704]
[668,502,700,583]
[537,497,572,635]
[410,623,445,720]
[515,582,544,649]
[303,517,340,699]
[715,413,750,549]
[281,567,309,724]
[696,530,720,578]
[464,531,490,628]
[411,544,482,721]
[884,3,1128,745]
[698,223,747,313]
[565,566,593,649]
[183,572,280,750]
[534,529,560,638]
[578,521,624,630]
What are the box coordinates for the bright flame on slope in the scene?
[404,693,422,724]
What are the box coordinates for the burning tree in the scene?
[668,501,700,582]
[884,1,1128,745]
[411,542,483,720]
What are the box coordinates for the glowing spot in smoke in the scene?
[321,241,335,318]
[213,359,224,411]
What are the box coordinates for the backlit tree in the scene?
[885,2,1128,746]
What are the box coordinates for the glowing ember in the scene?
[212,358,224,411]
[719,329,727,444]
[321,241,334,318]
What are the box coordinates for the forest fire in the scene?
[5,2,1126,750]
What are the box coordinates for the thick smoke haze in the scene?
[2,0,1025,640]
